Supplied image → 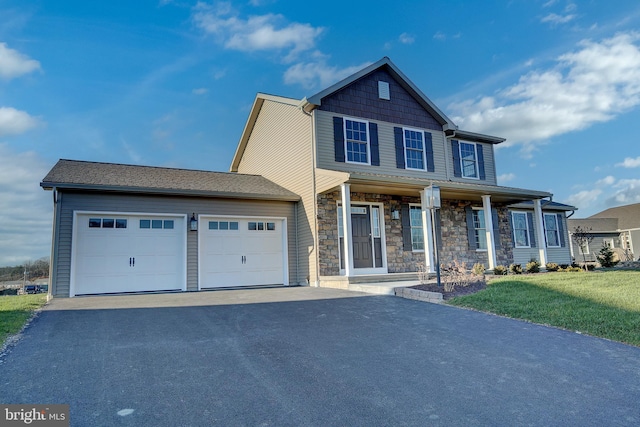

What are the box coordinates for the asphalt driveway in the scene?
[1,287,640,426]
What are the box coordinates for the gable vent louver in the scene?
[378,81,390,100]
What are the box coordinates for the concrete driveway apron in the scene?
[1,287,639,426]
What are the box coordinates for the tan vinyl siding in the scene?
[315,169,349,194]
[52,191,296,297]
[235,99,315,284]
[315,110,448,180]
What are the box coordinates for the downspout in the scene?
[48,188,60,301]
[300,100,318,286]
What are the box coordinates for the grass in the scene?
[0,294,48,348]
[448,270,640,346]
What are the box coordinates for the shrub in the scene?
[472,263,486,276]
[526,259,540,274]
[559,264,570,270]
[545,262,559,272]
[586,264,596,271]
[596,244,619,268]
[493,265,508,275]
[510,263,523,274]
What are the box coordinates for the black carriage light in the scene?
[190,213,198,231]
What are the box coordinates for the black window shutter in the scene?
[557,213,566,247]
[333,117,345,163]
[452,140,462,177]
[510,212,516,248]
[527,212,536,247]
[492,208,501,249]
[424,132,435,172]
[394,127,405,169]
[369,122,379,166]
[465,206,477,250]
[477,144,486,180]
[401,204,412,251]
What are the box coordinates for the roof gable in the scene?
[589,203,640,230]
[41,159,299,201]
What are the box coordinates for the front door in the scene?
[351,207,373,268]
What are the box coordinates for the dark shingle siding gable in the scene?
[41,160,299,201]
[317,69,442,131]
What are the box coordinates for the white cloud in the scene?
[192,87,208,95]
[616,156,640,168]
[541,13,576,25]
[565,189,602,210]
[0,144,52,266]
[498,173,515,183]
[606,179,640,205]
[451,32,640,147]
[0,107,40,136]
[284,59,372,90]
[433,31,446,41]
[192,2,323,61]
[0,42,41,80]
[399,33,415,45]
[596,175,616,186]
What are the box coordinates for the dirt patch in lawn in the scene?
[410,279,487,300]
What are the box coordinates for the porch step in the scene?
[318,273,431,295]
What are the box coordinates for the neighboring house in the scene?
[42,57,576,297]
[231,57,575,288]
[568,203,640,263]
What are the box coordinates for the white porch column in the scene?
[482,195,497,270]
[533,199,548,266]
[340,183,354,276]
[420,189,435,273]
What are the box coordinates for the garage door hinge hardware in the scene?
[242,255,246,264]
[129,257,135,267]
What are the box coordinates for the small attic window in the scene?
[378,81,390,100]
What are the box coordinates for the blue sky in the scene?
[1,0,640,266]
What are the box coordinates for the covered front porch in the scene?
[315,169,554,287]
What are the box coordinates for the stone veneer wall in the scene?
[439,200,513,269]
[317,193,514,276]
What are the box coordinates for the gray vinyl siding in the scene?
[315,110,448,180]
[52,191,296,297]
[444,137,498,185]
[630,230,640,259]
[571,232,618,263]
[234,99,315,284]
[512,210,571,266]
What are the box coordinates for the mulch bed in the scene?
[410,279,487,300]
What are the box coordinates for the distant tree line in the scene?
[0,257,50,282]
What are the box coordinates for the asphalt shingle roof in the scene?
[588,203,640,230]
[41,159,299,201]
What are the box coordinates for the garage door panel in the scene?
[73,214,186,296]
[199,217,286,289]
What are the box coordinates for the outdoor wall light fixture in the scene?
[190,213,198,231]
[391,209,400,220]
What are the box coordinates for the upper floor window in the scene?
[544,213,560,248]
[344,119,369,164]
[460,142,478,179]
[472,208,487,250]
[404,129,425,170]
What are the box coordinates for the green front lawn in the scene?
[0,294,48,347]
[448,270,640,346]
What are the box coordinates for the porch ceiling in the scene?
[318,170,552,204]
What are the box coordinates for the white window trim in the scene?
[343,117,371,165]
[403,127,426,171]
[472,207,488,252]
[579,241,590,255]
[409,203,425,253]
[511,211,531,248]
[459,141,480,180]
[543,213,561,248]
[604,238,614,248]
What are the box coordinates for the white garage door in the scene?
[72,213,186,296]
[199,216,287,288]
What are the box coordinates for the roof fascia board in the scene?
[445,129,506,145]
[41,182,300,202]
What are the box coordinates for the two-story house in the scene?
[41,57,574,297]
[231,57,574,287]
